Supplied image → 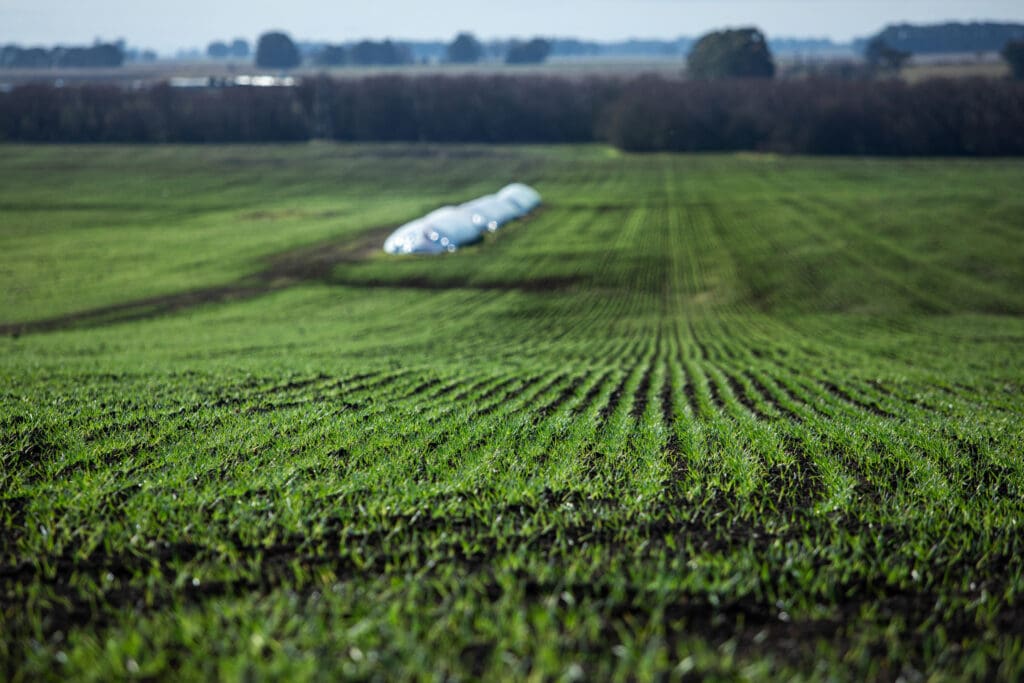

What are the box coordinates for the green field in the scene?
[2,145,1024,680]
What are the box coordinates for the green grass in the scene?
[2,144,1024,681]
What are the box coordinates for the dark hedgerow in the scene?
[600,76,1024,155]
[2,75,1024,155]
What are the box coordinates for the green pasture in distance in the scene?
[1,144,1023,681]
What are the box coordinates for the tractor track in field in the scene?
[0,224,396,337]
[0,218,577,337]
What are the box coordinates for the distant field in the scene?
[2,145,1023,680]
[0,55,1010,90]
[901,59,1010,83]
[0,59,688,88]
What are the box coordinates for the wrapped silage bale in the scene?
[497,183,542,214]
[383,183,541,255]
[420,206,481,250]
[461,194,522,232]
[383,219,446,255]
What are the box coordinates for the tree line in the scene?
[310,39,416,68]
[206,39,251,60]
[1,43,124,69]
[864,22,1024,55]
[2,75,1023,155]
[296,34,552,68]
[8,26,1023,73]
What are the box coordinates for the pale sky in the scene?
[3,0,1024,53]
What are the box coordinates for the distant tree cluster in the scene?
[505,39,552,65]
[206,39,250,60]
[687,28,775,79]
[314,45,349,67]
[3,75,1023,156]
[124,47,159,63]
[256,32,301,69]
[349,41,413,66]
[308,39,415,68]
[245,31,554,69]
[441,34,552,65]
[446,33,483,64]
[0,43,125,69]
[865,22,1024,55]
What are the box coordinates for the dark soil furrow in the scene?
[659,355,688,494]
[940,428,1019,499]
[419,375,562,468]
[742,371,804,423]
[533,374,587,418]
[721,370,770,421]
[819,380,898,419]
[680,367,700,418]
[477,377,541,417]
[474,376,523,408]
[427,379,466,401]
[763,358,888,421]
[450,377,500,404]
[597,365,637,423]
[571,369,614,418]
[703,368,728,416]
[819,438,881,504]
[631,361,654,421]
[456,375,562,456]
[343,369,411,394]
[687,322,711,361]
[245,398,364,415]
[403,378,444,400]
[769,434,827,510]
[756,366,836,423]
